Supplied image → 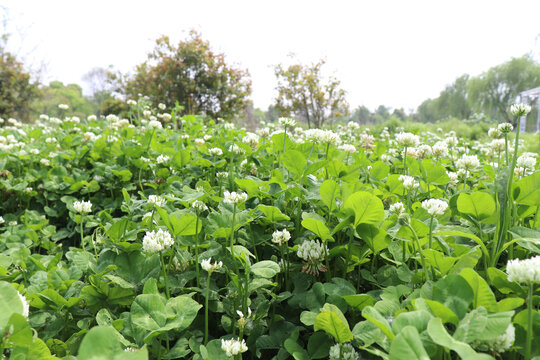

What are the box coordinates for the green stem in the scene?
[160,252,170,298]
[204,273,211,345]
[406,223,430,281]
[195,215,200,289]
[428,216,434,249]
[344,228,354,278]
[403,146,408,175]
[526,282,534,360]
[80,216,85,251]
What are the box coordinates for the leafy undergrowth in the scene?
[0,101,539,360]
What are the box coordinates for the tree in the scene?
[273,57,348,128]
[123,31,251,120]
[82,66,115,116]
[33,81,94,118]
[437,74,472,120]
[0,50,38,121]
[350,105,372,124]
[468,55,540,123]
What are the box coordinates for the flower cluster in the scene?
[389,202,405,217]
[498,122,513,133]
[297,240,328,275]
[221,338,248,357]
[73,200,92,213]
[395,132,419,147]
[421,198,448,216]
[17,291,30,318]
[399,175,419,191]
[156,154,170,164]
[228,143,245,155]
[456,154,480,171]
[223,191,248,205]
[472,324,515,353]
[506,256,540,284]
[148,120,162,129]
[509,103,532,117]
[272,229,291,245]
[148,195,166,207]
[242,132,259,149]
[208,147,223,156]
[278,117,297,128]
[192,200,208,212]
[201,258,223,273]
[338,144,357,154]
[142,228,174,253]
[329,343,359,360]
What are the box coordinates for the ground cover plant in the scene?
[0,100,539,360]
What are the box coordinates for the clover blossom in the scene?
[329,343,359,360]
[148,195,166,207]
[506,256,540,284]
[142,228,174,253]
[498,122,513,133]
[338,144,357,154]
[17,291,29,318]
[456,154,480,171]
[399,175,419,191]
[421,198,448,216]
[395,132,419,147]
[389,202,405,217]
[201,258,223,273]
[297,240,328,275]
[208,147,223,156]
[192,200,208,212]
[278,117,297,128]
[223,191,248,205]
[221,338,248,357]
[510,103,532,117]
[73,200,92,213]
[473,324,515,353]
[156,154,170,164]
[272,229,291,245]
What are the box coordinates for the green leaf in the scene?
[78,326,148,359]
[459,268,497,312]
[392,310,433,334]
[251,261,280,278]
[301,218,333,241]
[389,326,430,360]
[307,332,333,359]
[130,294,167,331]
[453,307,488,343]
[423,249,456,276]
[283,150,307,175]
[427,318,494,360]
[343,294,375,311]
[457,192,496,220]
[257,205,290,222]
[284,336,310,360]
[170,213,201,236]
[414,298,459,325]
[343,191,384,227]
[356,223,389,253]
[314,311,353,343]
[432,274,474,320]
[320,179,340,211]
[514,171,540,205]
[0,281,27,329]
[362,306,395,340]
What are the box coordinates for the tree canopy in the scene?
[123,31,251,120]
[273,58,348,128]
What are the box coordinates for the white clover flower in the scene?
[221,338,248,357]
[517,155,536,170]
[488,127,502,138]
[510,103,532,117]
[203,134,212,141]
[456,154,480,171]
[242,132,259,149]
[297,240,327,263]
[192,200,208,212]
[40,158,50,166]
[236,307,252,329]
[143,110,152,118]
[45,137,57,144]
[380,154,391,163]
[9,221,17,226]
[105,114,119,122]
[228,143,245,155]
[347,121,360,130]
[402,147,419,159]
[73,200,92,213]
[473,324,515,353]
[338,144,357,154]
[17,291,29,318]
[209,147,223,156]
[489,139,506,152]
[142,228,174,253]
[395,132,419,147]
[421,198,448,216]
[278,117,297,128]
[127,99,137,106]
[216,171,229,179]
[506,256,540,284]
[446,171,459,186]
[194,138,205,146]
[224,122,235,130]
[389,202,405,216]
[445,136,459,147]
[58,104,69,110]
[417,144,432,158]
[399,175,419,191]
[223,191,248,205]
[148,120,162,129]
[329,343,359,360]
[272,229,291,245]
[200,258,223,273]
[158,103,166,110]
[256,127,270,138]
[181,134,190,140]
[498,122,513,133]
[156,154,170,164]
[148,195,166,207]
[0,216,4,225]
[29,148,39,155]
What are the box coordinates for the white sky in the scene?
[2,0,540,112]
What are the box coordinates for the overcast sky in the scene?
[2,0,540,112]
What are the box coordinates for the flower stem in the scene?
[204,273,211,345]
[406,223,430,281]
[195,215,200,289]
[80,216,85,252]
[428,215,434,249]
[160,252,170,298]
[526,282,534,360]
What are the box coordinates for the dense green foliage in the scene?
[0,102,538,359]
